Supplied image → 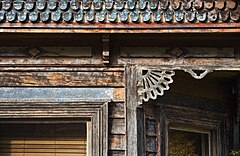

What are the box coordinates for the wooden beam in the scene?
[0,71,124,87]
[118,58,240,70]
[126,65,138,156]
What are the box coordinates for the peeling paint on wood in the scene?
[0,87,114,102]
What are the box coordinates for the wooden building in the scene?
[0,0,239,156]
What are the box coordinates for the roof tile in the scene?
[215,0,226,10]
[0,0,238,25]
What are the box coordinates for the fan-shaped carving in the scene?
[138,69,175,105]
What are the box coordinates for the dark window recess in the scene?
[0,123,87,156]
[169,129,210,156]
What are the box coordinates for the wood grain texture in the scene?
[108,150,125,156]
[108,135,126,151]
[0,71,124,87]
[118,58,240,70]
[108,102,126,155]
[126,65,138,156]
[121,47,235,58]
[109,103,125,118]
[109,119,125,135]
[0,47,92,57]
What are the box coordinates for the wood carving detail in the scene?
[184,69,213,79]
[137,68,213,105]
[138,69,175,105]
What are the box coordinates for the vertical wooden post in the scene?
[137,108,145,156]
[126,65,138,156]
[234,78,240,146]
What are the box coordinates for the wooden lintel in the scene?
[0,71,124,87]
[118,58,240,71]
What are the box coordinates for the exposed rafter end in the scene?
[102,34,110,65]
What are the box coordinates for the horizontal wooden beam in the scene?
[0,71,124,87]
[119,58,240,70]
[0,23,239,33]
[0,28,239,34]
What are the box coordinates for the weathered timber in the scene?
[137,108,145,156]
[0,67,124,72]
[121,47,235,58]
[0,46,92,57]
[108,102,126,154]
[0,71,124,87]
[144,105,158,155]
[0,101,109,156]
[142,103,229,156]
[0,87,114,102]
[118,58,240,70]
[126,65,138,156]
[0,26,239,34]
[234,78,240,146]
[108,150,125,156]
[109,119,125,135]
[0,57,102,66]
[0,102,106,119]
[109,103,125,118]
[108,135,126,151]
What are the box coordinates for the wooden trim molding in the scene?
[157,104,228,156]
[0,87,112,156]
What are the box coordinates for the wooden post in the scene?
[234,78,240,146]
[126,65,138,156]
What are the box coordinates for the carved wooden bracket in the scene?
[137,67,213,105]
[184,69,213,79]
[102,34,110,65]
[137,69,175,105]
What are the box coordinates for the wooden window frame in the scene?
[0,101,109,156]
[157,104,228,156]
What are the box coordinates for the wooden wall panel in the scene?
[108,102,126,155]
[108,150,125,156]
[144,105,158,156]
[108,135,126,151]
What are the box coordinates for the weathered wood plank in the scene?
[234,78,240,146]
[121,47,171,58]
[109,103,125,118]
[126,65,138,156]
[109,119,125,135]
[121,47,235,58]
[137,108,145,156]
[114,88,125,102]
[0,57,102,65]
[108,150,125,156]
[118,58,240,70]
[0,47,92,57]
[0,87,114,102]
[0,72,124,87]
[0,67,124,72]
[108,135,126,151]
